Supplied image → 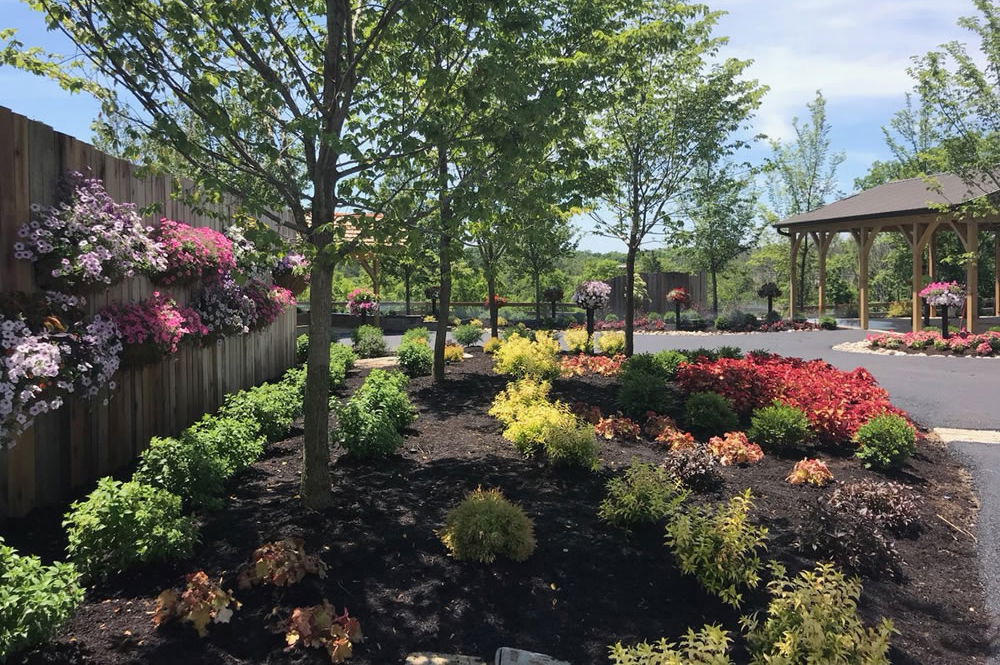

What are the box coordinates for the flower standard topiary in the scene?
[573,280,612,338]
[920,281,964,339]
[542,286,564,320]
[757,282,781,318]
[667,287,691,330]
[346,287,379,326]
[424,285,440,318]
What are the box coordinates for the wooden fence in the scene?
[0,106,297,521]
[604,271,707,317]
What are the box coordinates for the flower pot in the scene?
[273,272,309,295]
[121,342,166,368]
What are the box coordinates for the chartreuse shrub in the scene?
[501,401,578,456]
[219,381,301,442]
[596,330,626,355]
[665,489,767,607]
[609,625,733,665]
[564,327,591,353]
[351,324,387,358]
[295,334,309,364]
[444,342,465,363]
[742,562,893,665]
[853,413,917,470]
[453,323,484,346]
[439,488,536,563]
[397,340,433,377]
[184,415,265,477]
[0,538,84,662]
[351,369,415,431]
[327,343,358,389]
[617,370,674,420]
[600,461,689,529]
[488,379,552,425]
[483,336,503,354]
[402,326,430,344]
[684,391,739,440]
[747,401,811,452]
[64,478,197,579]
[493,332,560,380]
[133,434,229,509]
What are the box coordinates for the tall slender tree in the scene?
[513,209,578,324]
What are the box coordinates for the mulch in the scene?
[6,351,996,665]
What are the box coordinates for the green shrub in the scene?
[493,333,560,380]
[334,399,403,458]
[596,330,626,355]
[716,345,743,359]
[604,313,619,322]
[600,461,689,529]
[351,324,388,358]
[0,538,84,662]
[219,381,301,442]
[684,392,739,440]
[328,343,358,389]
[397,340,433,377]
[609,625,733,665]
[743,563,893,665]
[646,311,663,322]
[747,401,811,452]
[295,334,309,364]
[545,422,600,469]
[133,435,228,509]
[402,326,430,345]
[183,415,265,476]
[617,370,673,420]
[453,323,485,346]
[281,365,307,396]
[501,322,535,342]
[620,350,687,383]
[352,369,416,431]
[819,315,838,330]
[439,488,536,563]
[64,478,197,579]
[653,350,688,380]
[853,413,917,470]
[665,489,768,607]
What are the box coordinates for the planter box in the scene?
[298,309,426,333]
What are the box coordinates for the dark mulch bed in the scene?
[6,351,997,664]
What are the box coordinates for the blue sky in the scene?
[0,0,978,251]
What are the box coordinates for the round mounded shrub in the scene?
[439,488,536,563]
[397,341,433,377]
[617,370,674,420]
[351,324,388,358]
[853,413,917,470]
[684,391,739,440]
[453,323,485,347]
[596,330,625,355]
[747,401,812,452]
[334,399,403,458]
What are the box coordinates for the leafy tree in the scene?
[767,91,845,310]
[512,207,578,324]
[675,163,762,316]
[587,2,764,355]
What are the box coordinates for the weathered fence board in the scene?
[0,106,297,520]
[604,271,707,318]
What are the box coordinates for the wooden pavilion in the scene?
[773,173,1000,332]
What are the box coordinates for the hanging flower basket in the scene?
[272,253,311,295]
[121,341,167,368]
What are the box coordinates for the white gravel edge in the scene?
[832,339,1000,360]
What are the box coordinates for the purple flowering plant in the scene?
[191,276,257,339]
[572,280,612,311]
[15,173,166,290]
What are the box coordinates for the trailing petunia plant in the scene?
[243,280,296,330]
[572,280,612,337]
[191,276,257,339]
[105,291,207,362]
[919,281,965,338]
[346,288,379,323]
[272,253,311,294]
[152,219,236,285]
[15,172,166,291]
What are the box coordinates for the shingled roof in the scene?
[775,173,1000,228]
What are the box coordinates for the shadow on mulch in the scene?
[8,351,999,665]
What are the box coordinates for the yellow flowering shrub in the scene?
[492,333,560,380]
[564,327,592,353]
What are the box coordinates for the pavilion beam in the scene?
[995,230,999,317]
[788,232,802,320]
[967,221,980,331]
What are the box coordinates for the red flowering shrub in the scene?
[707,431,764,465]
[677,355,907,444]
[594,416,641,440]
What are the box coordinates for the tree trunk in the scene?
[534,272,542,326]
[550,299,557,320]
[674,302,681,329]
[487,273,499,339]
[434,144,452,383]
[711,269,719,317]
[301,224,334,510]
[767,295,773,315]
[404,271,412,315]
[586,309,595,338]
[625,244,637,356]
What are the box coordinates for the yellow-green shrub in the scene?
[444,343,465,363]
[488,378,552,425]
[609,625,733,665]
[596,330,626,355]
[483,336,503,354]
[546,422,600,469]
[492,333,559,380]
[439,488,536,563]
[502,401,577,455]
[564,327,592,353]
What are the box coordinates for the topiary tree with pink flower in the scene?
[573,280,612,337]
[347,288,379,326]
[920,281,964,339]
[667,287,691,330]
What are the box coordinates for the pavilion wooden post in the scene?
[994,230,999,317]
[908,222,938,333]
[810,231,834,317]
[852,228,877,330]
[788,232,802,320]
[965,221,980,331]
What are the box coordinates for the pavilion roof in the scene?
[774,173,1000,229]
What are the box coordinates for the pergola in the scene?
[773,173,1000,332]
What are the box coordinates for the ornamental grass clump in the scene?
[64,478,197,580]
[153,218,235,285]
[599,461,689,529]
[0,537,84,662]
[742,563,893,665]
[853,413,917,470]
[492,332,560,380]
[665,489,768,607]
[439,488,536,563]
[747,401,811,452]
[15,172,166,290]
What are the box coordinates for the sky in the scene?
[0,0,980,252]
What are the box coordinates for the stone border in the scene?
[832,339,1000,360]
